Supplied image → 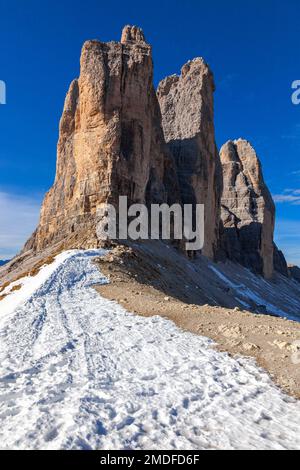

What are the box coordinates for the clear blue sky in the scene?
[0,0,299,263]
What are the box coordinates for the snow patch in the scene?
[0,251,97,324]
[209,265,242,289]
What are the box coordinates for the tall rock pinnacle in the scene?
[157,58,221,259]
[219,139,275,278]
[25,26,179,253]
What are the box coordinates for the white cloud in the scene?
[0,191,41,260]
[273,189,300,205]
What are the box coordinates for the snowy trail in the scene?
[0,251,300,450]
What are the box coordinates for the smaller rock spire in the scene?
[121,25,146,44]
[220,139,275,278]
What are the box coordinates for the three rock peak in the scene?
[23,25,288,280]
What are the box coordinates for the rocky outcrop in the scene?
[220,139,275,278]
[157,59,221,259]
[25,26,179,253]
[273,244,289,277]
[289,265,300,283]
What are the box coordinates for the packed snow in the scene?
[0,251,77,323]
[0,250,300,450]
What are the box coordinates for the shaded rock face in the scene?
[289,265,300,283]
[157,59,221,259]
[219,139,275,278]
[273,244,289,277]
[25,26,179,252]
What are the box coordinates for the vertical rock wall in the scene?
[219,139,275,278]
[157,59,221,259]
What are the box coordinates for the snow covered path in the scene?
[0,250,300,450]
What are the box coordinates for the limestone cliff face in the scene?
[157,59,221,259]
[22,25,291,280]
[219,139,275,278]
[25,26,179,252]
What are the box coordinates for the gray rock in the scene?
[274,244,289,277]
[219,139,275,278]
[157,58,221,259]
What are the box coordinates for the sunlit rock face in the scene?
[25,26,179,253]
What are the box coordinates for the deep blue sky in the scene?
[0,0,299,262]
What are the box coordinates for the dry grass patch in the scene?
[27,255,56,277]
[0,281,11,294]
[10,284,22,293]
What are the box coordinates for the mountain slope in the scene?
[0,250,300,450]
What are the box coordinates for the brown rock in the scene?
[157,58,221,259]
[243,342,260,352]
[25,26,179,253]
